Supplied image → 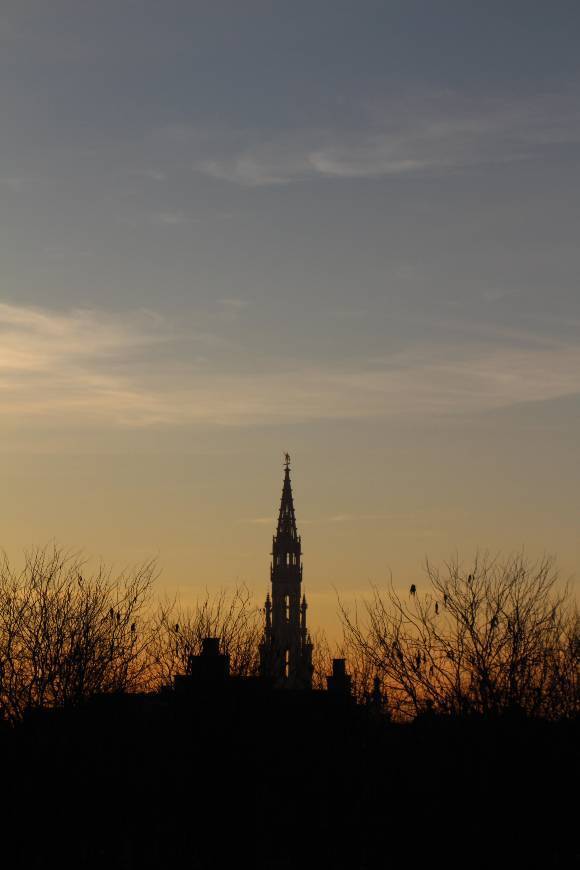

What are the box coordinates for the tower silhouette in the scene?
[260,455,313,688]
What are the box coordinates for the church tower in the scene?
[260,455,313,689]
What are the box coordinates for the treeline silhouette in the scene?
[338,553,578,720]
[0,546,576,722]
[0,546,577,868]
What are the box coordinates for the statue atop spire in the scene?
[259,456,313,689]
[276,457,298,543]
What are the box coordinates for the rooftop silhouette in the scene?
[0,460,576,869]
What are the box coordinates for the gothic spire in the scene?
[260,454,313,688]
[276,453,298,543]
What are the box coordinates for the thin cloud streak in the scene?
[238,512,421,526]
[1,301,580,431]
[0,302,170,425]
[195,92,580,187]
[0,302,164,369]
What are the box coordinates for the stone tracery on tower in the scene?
[259,455,313,689]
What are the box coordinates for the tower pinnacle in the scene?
[276,460,298,543]
[259,456,313,689]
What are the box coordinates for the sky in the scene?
[1,1,579,633]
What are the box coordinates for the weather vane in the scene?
[284,452,291,470]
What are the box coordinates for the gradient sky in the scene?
[1,1,579,632]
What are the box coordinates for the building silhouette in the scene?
[260,454,313,688]
[4,460,573,868]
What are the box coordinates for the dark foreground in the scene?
[2,681,577,869]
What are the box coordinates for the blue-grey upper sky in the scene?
[1,2,579,609]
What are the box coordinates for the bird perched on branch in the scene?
[410,584,417,597]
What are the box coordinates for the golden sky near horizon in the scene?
[1,420,577,638]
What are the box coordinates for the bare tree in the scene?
[0,546,156,721]
[146,585,262,689]
[310,628,333,690]
[1,543,576,723]
[339,553,579,720]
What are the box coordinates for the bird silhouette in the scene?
[410,584,417,596]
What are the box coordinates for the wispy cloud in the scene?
[195,92,580,187]
[0,302,169,424]
[238,513,403,526]
[325,513,412,524]
[217,297,249,312]
[149,210,191,226]
[216,298,251,321]
[42,245,93,261]
[130,168,166,183]
[0,302,161,366]
[237,517,275,526]
[238,513,435,538]
[1,301,580,432]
